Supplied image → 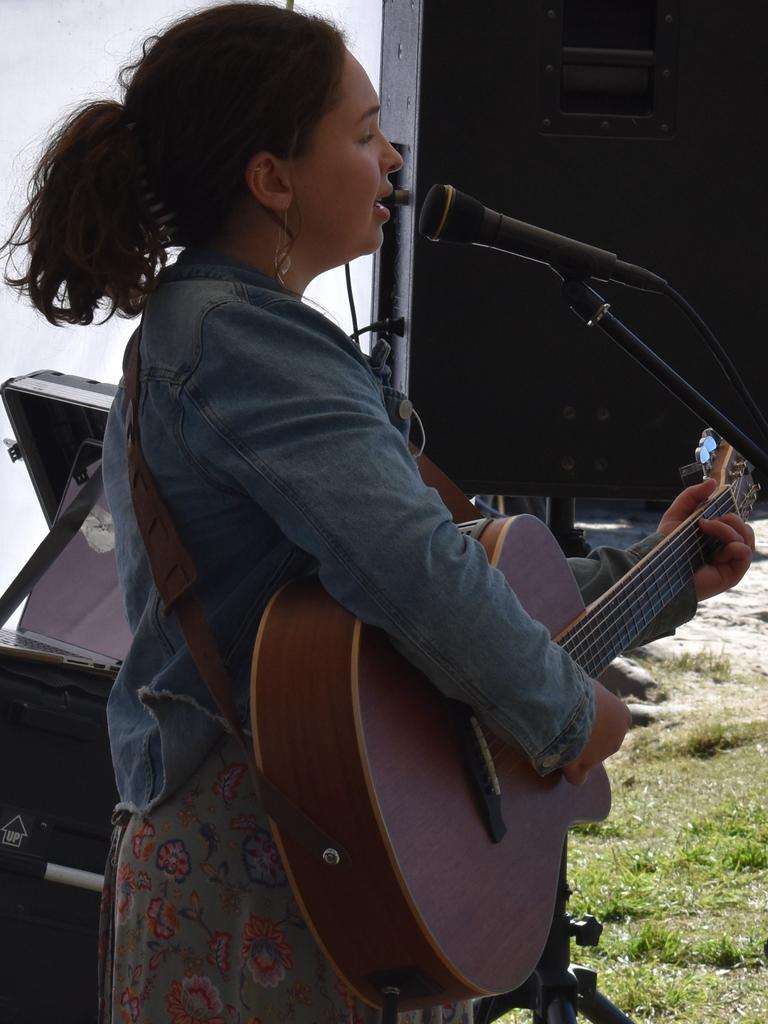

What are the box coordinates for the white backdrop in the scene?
[0,0,381,605]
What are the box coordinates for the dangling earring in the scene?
[274,209,292,285]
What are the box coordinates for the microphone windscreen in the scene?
[418,184,486,243]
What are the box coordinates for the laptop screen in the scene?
[19,440,132,661]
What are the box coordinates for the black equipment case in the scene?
[2,370,116,525]
[0,371,119,1024]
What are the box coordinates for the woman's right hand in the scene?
[562,680,631,785]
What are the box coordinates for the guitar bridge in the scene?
[451,704,507,843]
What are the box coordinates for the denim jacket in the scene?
[102,250,696,812]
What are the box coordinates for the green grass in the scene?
[680,720,765,759]
[661,649,735,681]
[497,661,768,1024]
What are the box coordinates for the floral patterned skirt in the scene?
[99,733,472,1024]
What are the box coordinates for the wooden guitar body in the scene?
[251,515,610,1008]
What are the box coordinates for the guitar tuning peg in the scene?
[693,430,717,470]
[729,457,747,481]
[694,445,713,471]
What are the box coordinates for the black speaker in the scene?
[0,662,116,1024]
[374,0,768,499]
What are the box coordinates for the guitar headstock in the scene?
[694,429,760,521]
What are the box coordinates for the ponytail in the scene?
[3,100,169,325]
[3,2,347,327]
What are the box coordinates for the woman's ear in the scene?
[243,152,293,212]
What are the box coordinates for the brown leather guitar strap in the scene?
[123,328,351,868]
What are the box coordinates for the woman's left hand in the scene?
[656,478,756,601]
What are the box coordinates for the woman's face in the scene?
[286,52,403,282]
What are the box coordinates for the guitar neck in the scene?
[558,488,738,677]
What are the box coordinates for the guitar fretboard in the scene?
[559,491,737,677]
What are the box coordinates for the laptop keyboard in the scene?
[0,627,71,655]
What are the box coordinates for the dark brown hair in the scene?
[3,2,346,325]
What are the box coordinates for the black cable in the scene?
[344,262,360,346]
[352,321,375,339]
[350,317,405,339]
[660,280,768,446]
[344,188,409,346]
[344,264,404,343]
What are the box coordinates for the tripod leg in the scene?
[573,967,637,1024]
[381,988,399,1024]
[546,993,577,1024]
[577,990,637,1024]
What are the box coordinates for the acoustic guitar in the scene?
[250,435,757,1009]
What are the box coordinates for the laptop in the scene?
[0,440,132,677]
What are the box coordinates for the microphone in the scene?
[380,188,410,208]
[418,184,667,292]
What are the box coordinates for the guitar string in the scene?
[562,489,734,655]
[481,485,750,768]
[484,510,717,766]
[484,521,714,771]
[562,490,735,674]
[565,532,708,670]
[577,478,757,654]
[484,488,747,770]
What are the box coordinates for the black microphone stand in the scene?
[560,278,768,479]
[545,274,768,556]
[475,274,767,1024]
[545,496,590,558]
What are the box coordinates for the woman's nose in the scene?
[385,140,403,173]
